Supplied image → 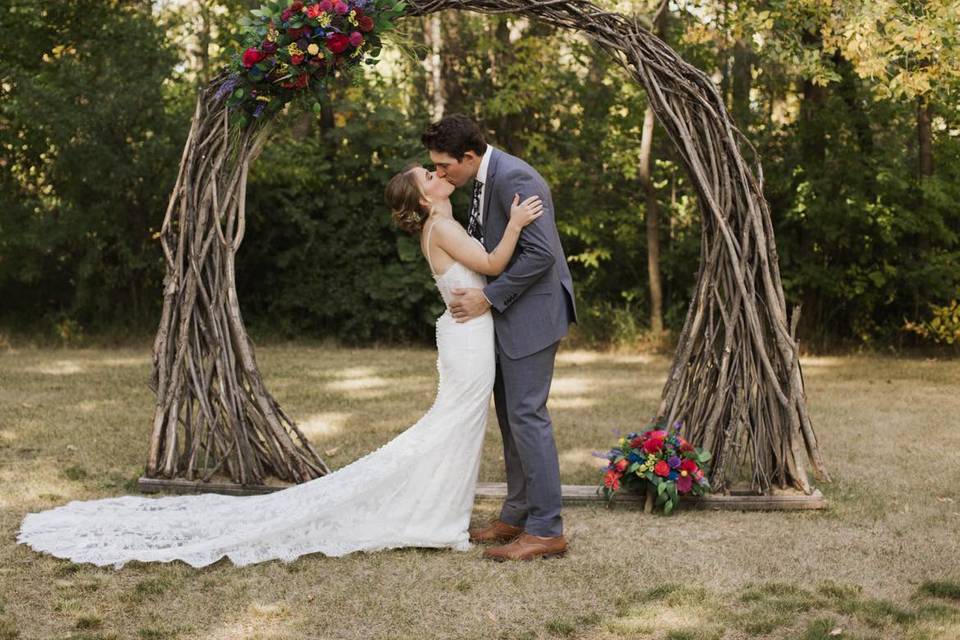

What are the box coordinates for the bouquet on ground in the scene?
[597,422,712,514]
[219,0,406,127]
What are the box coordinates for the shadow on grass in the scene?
[594,580,960,640]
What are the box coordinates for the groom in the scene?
[421,114,577,561]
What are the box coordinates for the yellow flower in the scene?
[348,10,358,26]
[680,470,688,477]
[287,42,303,56]
[307,43,320,55]
[267,26,278,42]
[255,95,271,102]
[319,14,332,27]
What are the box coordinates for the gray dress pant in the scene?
[493,335,563,537]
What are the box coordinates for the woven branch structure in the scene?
[146,0,829,493]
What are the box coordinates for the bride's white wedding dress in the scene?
[17,243,495,568]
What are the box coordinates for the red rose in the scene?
[615,459,628,472]
[280,73,309,89]
[642,438,663,454]
[261,40,278,54]
[242,47,265,68]
[287,26,310,40]
[654,460,670,477]
[649,430,668,439]
[290,54,304,65]
[281,8,294,21]
[326,33,350,54]
[290,1,304,11]
[680,458,698,474]
[358,15,375,32]
[679,440,694,452]
[306,3,322,18]
[630,436,643,448]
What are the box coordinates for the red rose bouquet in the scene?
[218,0,406,128]
[597,421,712,514]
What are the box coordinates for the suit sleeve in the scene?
[482,169,555,313]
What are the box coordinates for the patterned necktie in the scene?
[466,179,484,243]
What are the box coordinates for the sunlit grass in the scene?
[1,345,959,638]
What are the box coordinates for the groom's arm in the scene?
[482,169,555,313]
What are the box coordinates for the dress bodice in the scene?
[424,220,487,309]
[433,262,487,309]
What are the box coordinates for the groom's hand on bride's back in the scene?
[450,288,491,322]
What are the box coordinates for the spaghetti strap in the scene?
[424,220,437,275]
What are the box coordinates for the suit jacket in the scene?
[480,148,577,360]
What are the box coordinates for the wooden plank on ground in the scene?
[139,477,827,510]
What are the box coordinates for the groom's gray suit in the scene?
[479,147,577,538]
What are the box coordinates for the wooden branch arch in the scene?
[146,0,830,494]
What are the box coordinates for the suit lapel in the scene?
[481,148,501,235]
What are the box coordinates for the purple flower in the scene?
[668,455,681,469]
[252,102,266,118]
[214,74,240,102]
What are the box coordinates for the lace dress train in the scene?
[17,262,495,568]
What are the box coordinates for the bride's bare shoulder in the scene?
[425,217,465,242]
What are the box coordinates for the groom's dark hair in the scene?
[421,114,488,161]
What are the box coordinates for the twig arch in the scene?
[147,0,829,493]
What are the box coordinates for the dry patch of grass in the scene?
[1,344,959,639]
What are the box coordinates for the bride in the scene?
[15,164,542,569]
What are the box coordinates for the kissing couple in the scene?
[17,114,578,568]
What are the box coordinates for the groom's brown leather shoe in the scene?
[482,533,567,561]
[468,519,524,544]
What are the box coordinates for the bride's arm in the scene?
[433,195,543,276]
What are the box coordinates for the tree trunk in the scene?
[426,14,445,119]
[917,94,933,179]
[640,105,663,334]
[731,39,753,132]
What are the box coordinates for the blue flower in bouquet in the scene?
[668,470,679,481]
[627,452,641,464]
[668,455,681,469]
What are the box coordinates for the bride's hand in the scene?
[508,194,544,230]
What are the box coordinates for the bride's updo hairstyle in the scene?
[385,164,429,234]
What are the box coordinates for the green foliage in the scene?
[904,297,960,345]
[1,2,958,349]
[237,78,443,342]
[0,0,186,333]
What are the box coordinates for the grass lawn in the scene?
[1,343,958,639]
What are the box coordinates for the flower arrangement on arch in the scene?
[597,421,712,514]
[218,0,406,127]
